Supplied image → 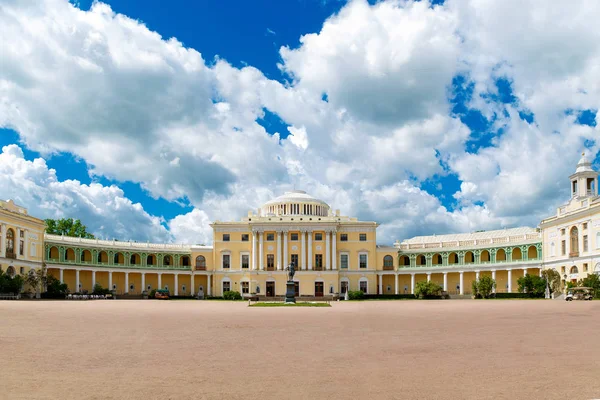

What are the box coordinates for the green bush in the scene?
[518,274,547,296]
[223,290,242,300]
[363,294,416,300]
[149,289,157,298]
[92,283,111,296]
[44,274,68,297]
[579,274,600,292]
[472,276,496,299]
[347,290,365,300]
[414,281,442,299]
[0,271,24,293]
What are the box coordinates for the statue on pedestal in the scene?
[284,262,296,304]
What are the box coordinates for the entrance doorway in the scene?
[314,282,324,297]
[266,281,275,297]
[341,281,348,294]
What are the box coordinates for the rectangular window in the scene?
[267,254,275,270]
[315,233,323,241]
[561,240,566,255]
[340,254,348,269]
[223,281,231,293]
[223,234,230,242]
[20,230,24,238]
[583,223,588,230]
[19,240,24,256]
[291,233,299,241]
[266,233,274,241]
[20,267,24,274]
[222,254,230,269]
[359,254,367,268]
[315,254,323,270]
[561,266,565,274]
[242,234,249,242]
[359,234,367,241]
[241,281,249,294]
[241,254,249,269]
[561,228,565,236]
[583,263,588,272]
[291,254,299,268]
[359,281,367,293]
[583,235,589,252]
[340,234,348,242]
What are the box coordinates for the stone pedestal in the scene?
[285,281,296,304]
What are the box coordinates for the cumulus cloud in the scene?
[1,0,599,245]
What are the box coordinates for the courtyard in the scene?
[1,300,599,400]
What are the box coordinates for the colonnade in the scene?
[250,229,337,271]
[377,267,543,295]
[54,267,212,296]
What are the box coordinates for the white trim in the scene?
[339,252,350,269]
[221,252,231,270]
[358,277,369,294]
[239,251,250,270]
[358,252,368,269]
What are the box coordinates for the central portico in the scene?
[209,190,378,298]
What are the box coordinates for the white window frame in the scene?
[221,251,231,269]
[340,252,349,269]
[340,277,350,293]
[359,278,368,294]
[358,252,368,269]
[221,277,231,294]
[240,280,250,294]
[550,242,555,257]
[240,252,250,269]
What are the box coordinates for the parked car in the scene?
[155,289,170,300]
[565,287,594,301]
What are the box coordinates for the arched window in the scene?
[527,246,538,260]
[464,251,474,263]
[6,266,16,278]
[416,255,426,266]
[6,228,15,254]
[195,256,206,270]
[432,254,442,265]
[147,255,155,265]
[49,246,59,260]
[448,253,458,264]
[114,253,123,265]
[570,266,579,274]
[570,226,579,255]
[512,247,522,261]
[480,250,490,262]
[164,255,171,266]
[181,256,190,267]
[383,255,393,269]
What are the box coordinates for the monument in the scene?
[284,262,296,304]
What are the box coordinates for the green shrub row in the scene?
[362,294,417,300]
[493,292,545,299]
[223,291,243,300]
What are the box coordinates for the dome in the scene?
[576,152,594,173]
[261,190,330,217]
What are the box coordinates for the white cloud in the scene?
[1,0,599,246]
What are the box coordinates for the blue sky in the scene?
[1,0,599,244]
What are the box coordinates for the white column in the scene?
[523,268,528,277]
[378,274,383,294]
[507,269,512,292]
[0,223,6,258]
[443,272,448,291]
[276,231,282,270]
[59,268,64,284]
[491,270,496,293]
[251,231,257,270]
[301,231,306,270]
[16,228,21,258]
[158,273,162,290]
[75,269,80,292]
[207,274,212,296]
[427,273,431,282]
[92,270,96,288]
[125,272,129,294]
[459,271,464,295]
[141,273,146,292]
[108,271,113,290]
[394,274,399,295]
[259,232,264,271]
[331,231,337,270]
[475,270,480,281]
[538,268,543,277]
[307,231,313,270]
[174,274,179,296]
[325,230,331,270]
[283,231,288,268]
[410,274,415,294]
[190,274,195,296]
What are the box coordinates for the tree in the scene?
[472,276,496,299]
[45,218,95,239]
[44,274,69,298]
[0,270,24,293]
[541,269,562,294]
[517,274,547,296]
[579,273,600,292]
[414,281,442,299]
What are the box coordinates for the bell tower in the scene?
[569,152,598,199]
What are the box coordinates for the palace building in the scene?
[1,154,599,298]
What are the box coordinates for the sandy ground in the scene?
[1,300,599,400]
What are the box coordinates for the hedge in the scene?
[362,294,417,300]
[493,292,545,299]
